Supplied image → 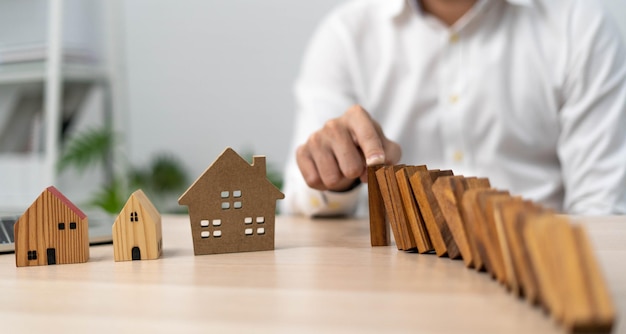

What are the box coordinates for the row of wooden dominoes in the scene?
[367,165,615,333]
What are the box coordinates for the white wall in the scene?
[122,1,342,181]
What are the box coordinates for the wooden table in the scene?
[0,215,624,333]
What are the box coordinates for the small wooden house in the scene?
[14,186,89,267]
[178,147,284,255]
[112,189,163,261]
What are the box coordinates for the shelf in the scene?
[0,61,106,85]
[0,0,114,215]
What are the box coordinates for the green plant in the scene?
[57,127,115,176]
[58,126,189,215]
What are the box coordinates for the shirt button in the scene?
[449,33,460,43]
[453,151,464,162]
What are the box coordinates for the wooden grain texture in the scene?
[524,213,563,317]
[553,217,593,329]
[492,197,521,293]
[376,166,406,250]
[515,205,546,306]
[367,165,389,246]
[112,189,163,261]
[432,175,475,266]
[395,165,433,253]
[461,188,501,274]
[479,191,512,284]
[495,199,541,300]
[464,177,491,189]
[14,186,89,267]
[533,216,616,333]
[459,177,491,270]
[409,169,448,256]
[571,224,616,332]
[541,216,570,321]
[385,165,417,251]
[429,170,460,258]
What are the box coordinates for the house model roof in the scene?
[46,186,87,219]
[179,147,284,206]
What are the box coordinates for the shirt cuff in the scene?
[299,184,362,217]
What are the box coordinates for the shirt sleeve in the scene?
[558,3,626,214]
[280,9,363,217]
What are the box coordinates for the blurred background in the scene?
[0,0,624,215]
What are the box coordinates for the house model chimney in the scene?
[253,156,266,176]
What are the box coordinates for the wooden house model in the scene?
[178,147,284,255]
[14,186,89,267]
[112,189,163,261]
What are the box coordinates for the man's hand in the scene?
[296,105,402,192]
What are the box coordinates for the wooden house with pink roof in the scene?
[14,186,89,267]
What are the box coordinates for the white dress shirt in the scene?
[281,0,626,216]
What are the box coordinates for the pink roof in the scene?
[46,186,87,219]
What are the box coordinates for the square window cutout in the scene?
[222,202,230,209]
[212,219,221,226]
[201,231,210,238]
[244,217,253,224]
[233,190,242,198]
[256,217,265,224]
[221,191,230,198]
[234,201,242,209]
[201,220,209,227]
[213,230,222,237]
[257,228,265,235]
[245,228,253,235]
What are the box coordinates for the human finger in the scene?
[343,105,386,166]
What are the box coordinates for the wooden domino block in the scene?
[432,175,478,266]
[526,215,616,332]
[495,200,545,303]
[385,165,417,251]
[461,188,501,274]
[409,169,451,256]
[464,177,491,190]
[570,224,615,332]
[458,177,490,270]
[479,191,513,284]
[554,218,593,328]
[368,165,390,246]
[524,213,567,317]
[395,165,433,253]
[491,196,524,291]
[428,170,458,258]
[376,166,407,250]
